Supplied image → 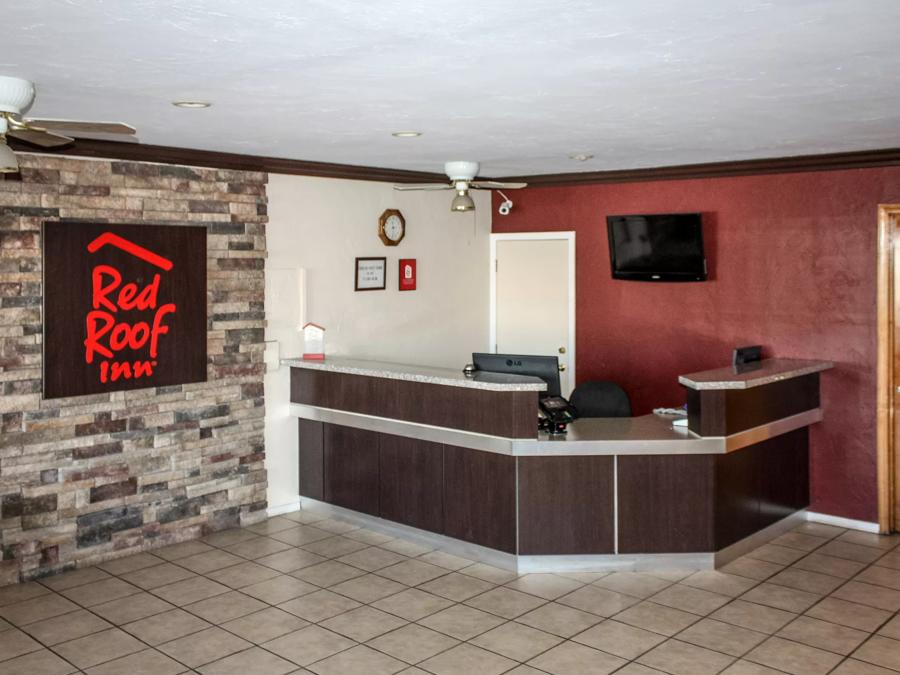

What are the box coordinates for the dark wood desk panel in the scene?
[298,419,324,501]
[617,454,716,553]
[379,435,444,533]
[714,428,810,549]
[443,445,517,553]
[292,369,398,417]
[758,427,809,528]
[292,358,824,562]
[686,374,820,436]
[713,443,760,549]
[291,368,538,438]
[323,423,380,516]
[517,456,615,555]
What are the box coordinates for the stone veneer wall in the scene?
[0,154,268,585]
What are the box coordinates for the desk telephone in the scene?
[539,395,576,434]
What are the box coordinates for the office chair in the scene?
[569,381,631,418]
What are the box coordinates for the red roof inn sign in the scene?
[43,222,207,399]
[84,232,176,384]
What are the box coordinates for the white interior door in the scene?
[491,233,575,395]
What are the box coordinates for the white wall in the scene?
[263,174,492,512]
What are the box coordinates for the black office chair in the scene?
[569,381,631,418]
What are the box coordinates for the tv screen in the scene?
[607,212,707,282]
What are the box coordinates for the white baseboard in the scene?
[267,498,301,517]
[806,511,880,533]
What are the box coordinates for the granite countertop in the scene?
[522,414,721,454]
[678,358,833,390]
[282,356,547,392]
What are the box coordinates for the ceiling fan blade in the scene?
[470,181,528,189]
[8,128,75,148]
[23,119,136,135]
[392,183,452,191]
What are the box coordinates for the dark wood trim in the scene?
[497,147,900,187]
[15,139,900,187]
[9,139,446,183]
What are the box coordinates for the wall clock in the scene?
[378,209,405,246]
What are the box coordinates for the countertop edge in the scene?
[282,357,547,392]
[678,360,834,390]
[288,403,821,457]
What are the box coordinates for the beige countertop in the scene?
[678,358,833,390]
[289,403,822,456]
[283,356,547,392]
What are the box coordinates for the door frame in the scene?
[877,205,900,533]
[489,231,576,395]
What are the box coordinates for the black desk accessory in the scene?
[732,345,762,366]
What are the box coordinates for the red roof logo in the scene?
[88,232,173,271]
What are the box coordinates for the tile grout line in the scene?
[11,585,199,674]
[4,516,897,674]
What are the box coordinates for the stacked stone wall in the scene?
[0,154,268,584]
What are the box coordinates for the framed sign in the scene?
[43,221,207,399]
[355,257,386,291]
[399,258,417,291]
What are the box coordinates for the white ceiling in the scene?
[5,0,900,176]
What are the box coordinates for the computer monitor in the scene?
[472,353,561,398]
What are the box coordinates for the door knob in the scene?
[558,364,567,372]
[558,347,566,354]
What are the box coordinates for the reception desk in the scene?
[285,356,832,572]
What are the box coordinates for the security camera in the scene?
[497,191,513,216]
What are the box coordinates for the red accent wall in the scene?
[492,167,900,522]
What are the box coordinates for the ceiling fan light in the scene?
[0,140,18,173]
[451,192,475,212]
[172,101,211,109]
[0,76,36,115]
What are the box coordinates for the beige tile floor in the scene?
[1,514,899,674]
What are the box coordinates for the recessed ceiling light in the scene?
[569,153,594,162]
[392,131,422,138]
[172,101,212,109]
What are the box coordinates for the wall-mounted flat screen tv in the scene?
[606,212,707,282]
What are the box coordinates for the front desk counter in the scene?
[285,356,832,572]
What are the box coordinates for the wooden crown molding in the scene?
[10,137,900,186]
[7,137,446,183]
[496,147,900,186]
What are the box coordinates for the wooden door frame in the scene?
[877,204,900,533]
[489,231,576,396]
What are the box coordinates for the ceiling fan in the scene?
[394,161,526,212]
[0,75,136,173]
